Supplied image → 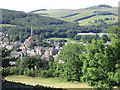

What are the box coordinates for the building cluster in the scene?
[20,45,61,60]
[0,29,112,64]
[0,29,62,61]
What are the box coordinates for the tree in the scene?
[81,39,120,88]
[2,48,12,68]
[54,43,85,81]
[74,35,82,40]
[101,34,109,43]
[48,55,54,69]
[1,48,14,78]
[67,31,75,39]
[109,26,120,39]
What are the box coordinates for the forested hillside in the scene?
[1,8,117,44]
[1,9,80,43]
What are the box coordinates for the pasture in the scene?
[33,7,118,26]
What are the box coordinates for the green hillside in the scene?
[1,8,118,45]
[1,9,80,43]
[32,5,118,26]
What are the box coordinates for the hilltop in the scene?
[31,4,118,26]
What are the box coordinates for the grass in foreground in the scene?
[5,75,92,88]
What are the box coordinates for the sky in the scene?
[0,0,120,12]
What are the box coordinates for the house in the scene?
[5,45,14,50]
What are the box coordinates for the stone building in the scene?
[44,49,50,56]
[50,48,59,55]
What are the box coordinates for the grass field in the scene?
[0,24,16,27]
[45,38,78,42]
[78,15,118,26]
[33,7,118,26]
[5,76,92,88]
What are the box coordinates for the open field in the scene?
[33,7,118,26]
[5,76,92,88]
[0,24,16,27]
[78,15,118,26]
[45,38,78,42]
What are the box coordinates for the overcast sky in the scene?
[0,0,120,12]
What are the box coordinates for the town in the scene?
[0,27,112,64]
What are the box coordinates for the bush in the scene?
[47,69,54,77]
[30,68,35,77]
[9,67,18,75]
[19,68,24,75]
[2,67,18,77]
[38,69,53,78]
[2,67,10,77]
[34,68,39,77]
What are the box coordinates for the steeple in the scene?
[30,26,34,43]
[31,26,33,38]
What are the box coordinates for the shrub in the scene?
[19,68,24,75]
[2,67,10,77]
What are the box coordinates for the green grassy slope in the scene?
[32,5,118,26]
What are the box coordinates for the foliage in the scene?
[2,67,18,77]
[109,26,120,39]
[2,48,12,67]
[81,39,120,88]
[2,9,81,43]
[101,34,109,42]
[19,55,45,70]
[74,34,110,43]
[54,43,85,81]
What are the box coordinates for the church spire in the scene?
[31,26,33,38]
[30,26,34,43]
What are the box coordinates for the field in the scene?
[45,38,78,42]
[0,24,16,27]
[33,7,118,26]
[5,76,92,88]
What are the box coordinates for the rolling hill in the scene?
[1,7,118,44]
[31,4,118,26]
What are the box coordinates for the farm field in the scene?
[5,76,92,88]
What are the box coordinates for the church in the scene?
[24,26,34,47]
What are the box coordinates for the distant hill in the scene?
[30,9,47,13]
[31,4,118,26]
[86,4,112,9]
[98,4,112,8]
[1,9,81,42]
[1,8,117,44]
